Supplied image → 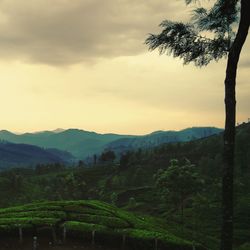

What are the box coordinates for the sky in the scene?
[0,0,249,135]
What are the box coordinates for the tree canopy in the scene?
[146,0,239,66]
[146,1,249,250]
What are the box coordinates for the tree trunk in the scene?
[220,1,250,250]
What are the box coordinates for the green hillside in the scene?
[0,123,249,249]
[0,200,200,250]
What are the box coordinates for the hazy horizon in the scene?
[1,124,226,136]
[0,0,249,135]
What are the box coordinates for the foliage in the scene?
[0,123,249,249]
[236,243,250,250]
[154,159,204,222]
[145,0,239,66]
[155,159,202,198]
[146,1,249,249]
[0,200,198,249]
[110,192,118,205]
[99,150,116,163]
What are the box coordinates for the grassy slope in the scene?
[0,200,202,250]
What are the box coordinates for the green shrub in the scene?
[0,217,59,227]
[0,200,197,249]
[116,228,193,248]
[236,243,250,250]
[67,213,129,228]
[0,211,66,219]
[64,205,111,216]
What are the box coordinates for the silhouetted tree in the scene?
[146,1,249,249]
[119,152,131,168]
[93,154,97,165]
[100,150,116,163]
[77,160,85,168]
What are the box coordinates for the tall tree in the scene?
[154,159,202,224]
[145,1,250,250]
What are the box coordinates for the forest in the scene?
[0,0,249,249]
[0,122,249,250]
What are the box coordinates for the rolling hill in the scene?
[0,200,201,250]
[0,123,249,249]
[105,127,223,154]
[0,127,222,160]
[0,129,128,159]
[0,141,75,170]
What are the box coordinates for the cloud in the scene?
[0,0,189,65]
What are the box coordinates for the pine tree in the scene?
[145,1,250,249]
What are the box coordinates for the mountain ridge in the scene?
[0,127,223,160]
[0,141,75,170]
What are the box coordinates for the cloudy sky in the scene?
[0,0,249,135]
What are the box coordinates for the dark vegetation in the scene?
[0,122,249,249]
[0,200,198,250]
[146,0,250,249]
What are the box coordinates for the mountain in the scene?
[0,141,75,170]
[0,123,248,249]
[105,127,223,154]
[0,129,130,159]
[0,127,222,160]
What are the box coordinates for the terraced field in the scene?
[0,200,202,250]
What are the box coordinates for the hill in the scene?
[0,129,128,159]
[0,123,249,249]
[0,200,200,250]
[0,127,222,160]
[0,141,75,170]
[105,127,223,154]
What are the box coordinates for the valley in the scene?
[0,123,249,249]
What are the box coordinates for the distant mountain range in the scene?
[0,141,74,170]
[0,129,128,160]
[0,127,223,163]
[105,127,223,154]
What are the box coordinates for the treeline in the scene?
[0,123,249,249]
